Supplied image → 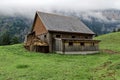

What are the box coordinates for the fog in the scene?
[0,0,120,18]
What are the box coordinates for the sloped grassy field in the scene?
[95,32,120,52]
[0,32,120,80]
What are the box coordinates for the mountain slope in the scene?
[0,16,32,41]
[55,9,120,35]
[95,32,120,52]
[0,9,120,42]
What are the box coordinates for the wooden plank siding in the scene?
[51,32,93,39]
[64,42,99,51]
[54,38,100,54]
[33,15,47,36]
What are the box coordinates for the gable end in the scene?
[31,12,48,36]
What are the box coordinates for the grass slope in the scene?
[0,44,120,80]
[95,32,120,52]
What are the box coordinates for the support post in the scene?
[62,40,65,54]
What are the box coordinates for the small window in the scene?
[69,42,73,46]
[80,42,84,46]
[72,36,75,38]
[80,36,84,39]
[92,43,95,46]
[56,35,61,38]
[85,36,88,39]
[44,35,46,38]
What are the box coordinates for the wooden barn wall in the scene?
[52,32,93,39]
[48,32,53,52]
[47,32,95,52]
[54,39,99,52]
[33,46,49,53]
[38,33,49,43]
[64,42,99,52]
[33,15,47,36]
[54,39,62,51]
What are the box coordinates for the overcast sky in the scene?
[0,0,120,17]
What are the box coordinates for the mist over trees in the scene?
[0,9,120,46]
[0,15,32,45]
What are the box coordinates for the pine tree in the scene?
[117,28,120,32]
[11,36,19,44]
[1,32,11,45]
[113,28,116,32]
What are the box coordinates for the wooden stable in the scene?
[24,32,49,53]
[54,38,100,54]
[24,11,100,54]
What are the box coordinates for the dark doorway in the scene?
[35,46,49,53]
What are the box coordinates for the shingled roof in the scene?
[36,11,95,34]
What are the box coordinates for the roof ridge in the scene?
[36,11,95,34]
[36,11,80,20]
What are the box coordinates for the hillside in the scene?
[0,16,32,41]
[0,9,120,42]
[0,32,120,80]
[95,32,120,52]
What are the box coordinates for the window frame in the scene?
[69,42,73,46]
[72,36,75,38]
[56,34,61,38]
[80,42,84,46]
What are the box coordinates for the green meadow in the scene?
[95,32,120,52]
[0,32,120,80]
